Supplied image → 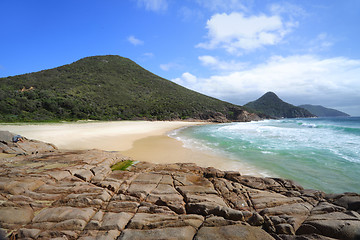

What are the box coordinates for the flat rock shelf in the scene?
[0,148,360,239]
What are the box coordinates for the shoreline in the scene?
[123,133,267,177]
[0,120,266,176]
[1,121,359,239]
[0,120,205,151]
[1,146,358,239]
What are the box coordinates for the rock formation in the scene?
[0,136,359,239]
[0,131,57,155]
[298,104,350,117]
[245,92,316,118]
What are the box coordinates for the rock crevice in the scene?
[0,146,359,239]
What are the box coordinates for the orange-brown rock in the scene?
[0,141,359,239]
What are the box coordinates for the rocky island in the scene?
[0,131,359,240]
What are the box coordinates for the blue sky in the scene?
[1,0,360,115]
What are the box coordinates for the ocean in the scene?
[170,117,360,193]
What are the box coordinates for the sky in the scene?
[1,0,360,116]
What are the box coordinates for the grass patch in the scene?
[111,160,134,171]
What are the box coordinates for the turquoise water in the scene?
[172,117,360,193]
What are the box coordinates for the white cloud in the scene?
[182,72,197,83]
[197,12,297,54]
[196,0,249,12]
[307,33,334,53]
[127,35,144,46]
[174,55,360,113]
[198,55,246,71]
[198,55,218,65]
[143,52,154,58]
[178,6,204,21]
[139,52,155,61]
[136,0,168,12]
[172,72,197,85]
[269,2,306,17]
[160,62,181,71]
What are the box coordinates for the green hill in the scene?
[245,92,316,118]
[298,104,350,117]
[0,55,260,122]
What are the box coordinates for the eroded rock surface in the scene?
[0,148,359,239]
[0,131,57,156]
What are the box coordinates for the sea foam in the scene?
[172,117,360,193]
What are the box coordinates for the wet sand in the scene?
[123,134,264,176]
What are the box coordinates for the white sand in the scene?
[0,121,204,151]
[0,120,264,176]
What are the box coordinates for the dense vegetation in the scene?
[0,55,257,122]
[245,92,315,118]
[298,104,349,117]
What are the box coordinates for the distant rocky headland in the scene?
[298,104,350,117]
[1,131,359,239]
[245,92,316,119]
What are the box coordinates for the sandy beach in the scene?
[0,120,263,175]
[0,121,203,151]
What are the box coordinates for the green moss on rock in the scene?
[111,160,134,171]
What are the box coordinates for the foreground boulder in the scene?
[0,144,359,239]
[0,130,57,155]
